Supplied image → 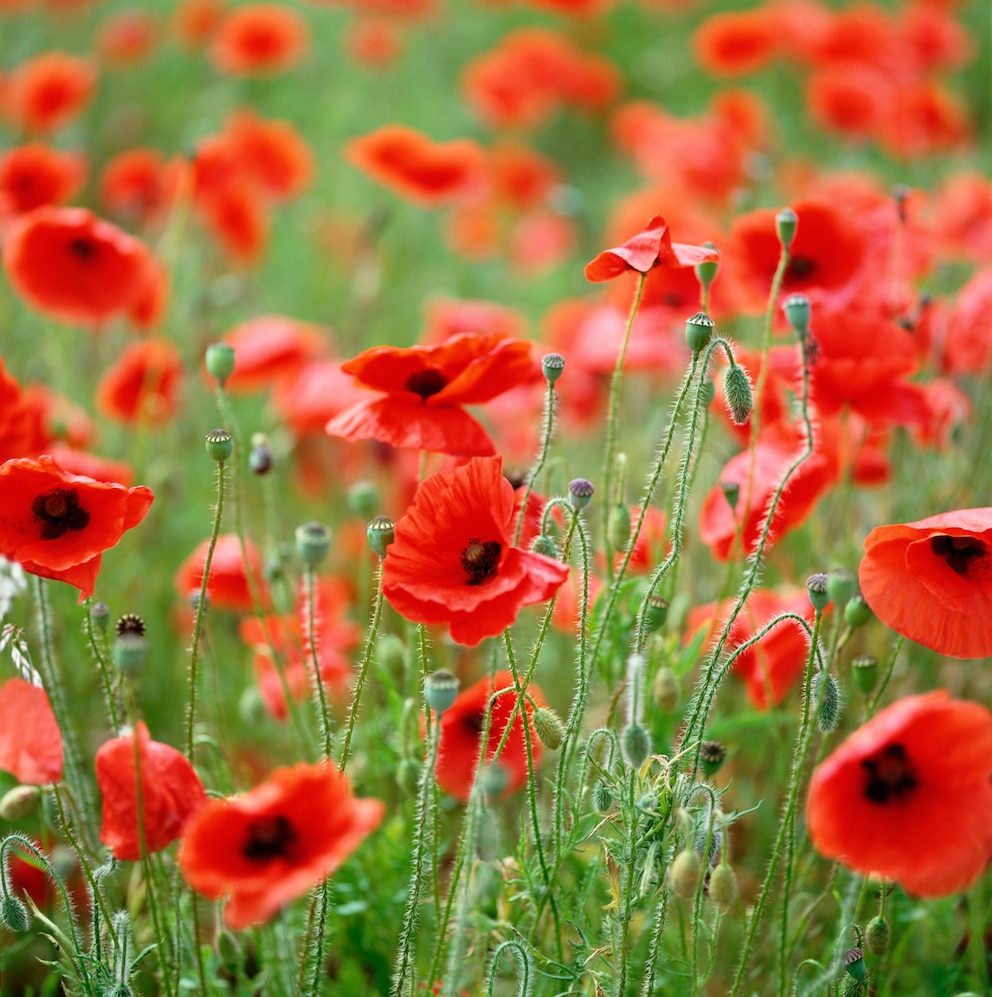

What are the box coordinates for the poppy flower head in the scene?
[584,215,719,282]
[178,763,385,929]
[807,691,992,897]
[0,678,63,785]
[5,52,97,134]
[99,148,181,228]
[174,533,268,612]
[0,455,154,601]
[210,3,310,76]
[217,314,329,394]
[382,456,569,645]
[96,339,183,425]
[859,507,992,659]
[692,9,778,77]
[95,722,207,861]
[435,670,544,802]
[3,207,153,329]
[226,109,316,200]
[0,143,86,218]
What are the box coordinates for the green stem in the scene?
[82,599,120,731]
[514,381,557,546]
[304,564,334,761]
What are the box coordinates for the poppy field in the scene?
[1,0,992,995]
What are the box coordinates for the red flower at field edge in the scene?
[0,455,153,601]
[327,332,535,456]
[95,722,207,861]
[383,456,568,646]
[584,215,718,282]
[3,207,153,329]
[807,691,992,897]
[178,763,385,930]
[436,670,544,802]
[0,678,63,785]
[859,507,992,659]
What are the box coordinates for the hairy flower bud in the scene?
[723,364,753,426]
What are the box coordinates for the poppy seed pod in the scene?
[295,521,332,566]
[205,428,234,463]
[776,206,798,249]
[347,481,379,518]
[851,655,879,695]
[113,632,148,675]
[367,515,395,558]
[844,948,868,983]
[783,293,811,334]
[541,352,565,385]
[90,600,111,633]
[723,364,753,425]
[806,573,830,612]
[205,341,236,384]
[644,594,669,632]
[684,311,714,354]
[568,477,594,511]
[699,739,727,777]
[826,568,857,610]
[845,594,873,629]
[424,670,459,714]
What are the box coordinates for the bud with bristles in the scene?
[776,207,798,249]
[0,785,41,821]
[670,848,701,899]
[708,863,737,911]
[723,364,753,425]
[608,503,631,553]
[0,894,29,933]
[533,707,565,750]
[865,915,890,954]
[530,534,558,559]
[814,670,842,733]
[593,781,612,812]
[621,723,651,769]
[699,380,715,406]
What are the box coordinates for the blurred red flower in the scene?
[5,53,96,134]
[692,9,778,77]
[0,678,63,785]
[3,207,153,328]
[0,455,153,600]
[859,507,992,659]
[807,691,992,897]
[327,331,534,456]
[97,8,158,65]
[96,339,183,425]
[345,124,486,206]
[210,3,310,76]
[216,314,329,394]
[0,360,54,463]
[382,456,568,645]
[226,109,315,200]
[99,148,182,228]
[0,143,86,219]
[178,763,384,929]
[174,533,268,612]
[95,722,207,861]
[435,670,544,802]
[173,0,224,49]
[584,215,719,282]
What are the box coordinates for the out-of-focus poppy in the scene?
[47,445,134,486]
[97,8,158,65]
[210,3,309,76]
[174,533,267,612]
[933,172,992,264]
[327,331,534,456]
[435,670,544,801]
[584,214,718,282]
[99,148,181,228]
[226,110,315,200]
[0,455,153,601]
[216,314,328,394]
[345,124,486,206]
[692,9,778,77]
[95,722,207,861]
[0,678,63,785]
[940,267,992,374]
[686,589,816,709]
[382,456,568,646]
[0,360,54,463]
[178,763,384,929]
[0,144,85,218]
[344,15,404,65]
[859,507,992,659]
[173,0,224,49]
[807,691,992,897]
[5,53,97,134]
[805,66,889,139]
[422,297,527,345]
[196,177,269,264]
[3,206,153,329]
[270,360,370,436]
[95,339,183,425]
[879,80,969,158]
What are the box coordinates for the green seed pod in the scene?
[530,534,559,559]
[621,722,651,769]
[205,428,233,464]
[0,785,41,821]
[684,311,715,354]
[652,666,678,712]
[112,633,148,675]
[367,515,395,557]
[783,293,811,334]
[806,573,830,613]
[864,915,890,955]
[723,364,753,426]
[568,478,594,511]
[720,481,740,510]
[295,521,332,566]
[608,503,632,553]
[776,207,798,249]
[843,948,868,983]
[699,739,727,777]
[204,341,235,384]
[826,568,857,611]
[593,780,612,813]
[643,595,669,633]
[852,655,879,696]
[0,894,30,933]
[424,670,459,714]
[541,352,566,385]
[708,863,737,911]
[670,848,701,899]
[347,481,379,518]
[814,670,842,733]
[695,245,719,294]
[532,707,565,750]
[845,594,873,629]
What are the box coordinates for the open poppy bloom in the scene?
[382,456,569,646]
[0,143,86,219]
[210,3,310,77]
[0,455,154,601]
[435,671,544,802]
[178,763,385,930]
[327,332,535,456]
[584,215,719,282]
[807,691,992,897]
[95,722,207,861]
[3,207,153,329]
[96,339,184,425]
[859,507,992,659]
[216,314,328,394]
[5,52,97,135]
[0,678,63,785]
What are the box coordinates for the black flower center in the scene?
[32,488,90,540]
[68,237,95,259]
[930,534,990,578]
[405,368,448,401]
[460,538,501,586]
[786,255,815,281]
[461,708,486,737]
[242,815,296,862]
[862,743,917,804]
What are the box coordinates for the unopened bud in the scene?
[670,848,701,899]
[375,634,406,679]
[608,503,632,553]
[0,785,41,821]
[814,670,842,733]
[205,341,235,384]
[532,707,565,750]
[723,364,753,426]
[621,723,651,769]
[0,894,29,933]
[845,594,873,629]
[865,915,890,954]
[530,534,558,559]
[90,601,110,633]
[708,863,737,911]
[593,780,612,812]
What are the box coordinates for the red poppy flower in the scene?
[3,207,153,328]
[0,360,54,463]
[940,267,992,375]
[174,533,268,612]
[47,445,134,487]
[196,177,270,265]
[805,65,890,139]
[585,215,719,283]
[0,455,153,601]
[210,3,310,77]
[5,53,97,135]
[226,110,315,201]
[933,173,992,265]
[96,339,183,425]
[807,691,992,897]
[859,507,992,659]
[216,314,328,394]
[685,589,816,709]
[344,16,404,66]
[0,143,86,218]
[97,9,158,65]
[327,332,534,456]
[692,9,778,77]
[0,678,63,785]
[99,148,182,228]
[178,763,385,929]
[95,722,207,861]
[270,360,370,436]
[382,456,568,646]
[345,124,487,207]
[173,0,224,49]
[435,671,544,802]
